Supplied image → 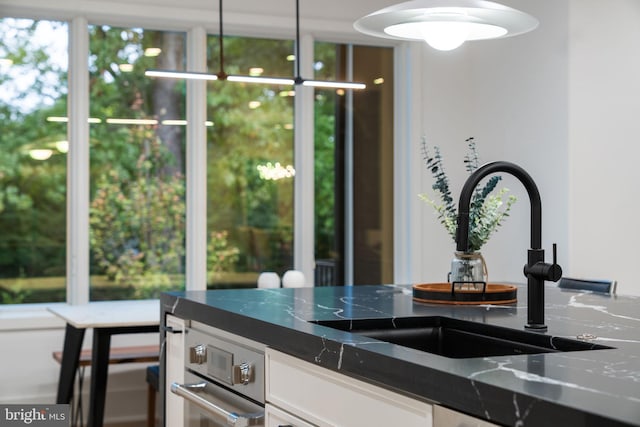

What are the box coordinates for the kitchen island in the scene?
[160,284,640,426]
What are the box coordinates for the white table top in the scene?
[47,299,160,329]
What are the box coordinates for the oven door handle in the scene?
[171,382,264,427]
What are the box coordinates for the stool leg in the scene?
[87,329,111,427]
[147,383,155,427]
[57,325,86,404]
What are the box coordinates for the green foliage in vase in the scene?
[419,137,516,252]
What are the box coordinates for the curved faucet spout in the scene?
[456,161,541,252]
[455,161,561,331]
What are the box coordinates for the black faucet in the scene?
[455,161,562,331]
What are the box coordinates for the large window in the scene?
[88,26,187,300]
[205,35,295,288]
[0,18,68,303]
[0,12,395,305]
[314,42,394,285]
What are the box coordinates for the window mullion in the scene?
[186,26,208,291]
[67,16,90,305]
[294,33,315,284]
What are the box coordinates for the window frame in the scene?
[0,3,413,315]
[64,15,322,302]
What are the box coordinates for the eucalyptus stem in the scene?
[419,137,516,252]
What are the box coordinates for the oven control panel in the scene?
[185,326,265,403]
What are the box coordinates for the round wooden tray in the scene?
[412,282,517,305]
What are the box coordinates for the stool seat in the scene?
[146,365,160,391]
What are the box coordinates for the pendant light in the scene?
[146,0,295,85]
[293,0,366,90]
[147,0,365,90]
[354,0,538,51]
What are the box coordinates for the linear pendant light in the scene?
[146,0,365,90]
[293,0,365,90]
[146,0,294,85]
[354,0,538,51]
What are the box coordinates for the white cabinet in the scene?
[265,403,316,427]
[265,348,433,427]
[164,314,186,427]
[434,405,499,427]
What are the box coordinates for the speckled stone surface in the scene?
[161,284,640,427]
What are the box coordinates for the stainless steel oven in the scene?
[172,322,265,427]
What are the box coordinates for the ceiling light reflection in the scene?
[144,48,162,57]
[46,116,211,126]
[161,119,187,126]
[30,149,53,160]
[47,117,68,122]
[47,116,102,123]
[56,140,69,153]
[257,162,296,181]
[106,118,158,125]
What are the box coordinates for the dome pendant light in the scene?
[294,0,365,90]
[354,0,538,51]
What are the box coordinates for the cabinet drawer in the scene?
[266,348,433,427]
[266,403,315,427]
[434,405,499,427]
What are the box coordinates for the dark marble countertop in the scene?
[161,284,640,427]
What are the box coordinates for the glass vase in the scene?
[449,252,488,289]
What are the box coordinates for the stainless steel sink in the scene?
[313,316,613,359]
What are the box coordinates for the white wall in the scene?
[409,0,571,289]
[568,0,640,296]
[407,0,640,296]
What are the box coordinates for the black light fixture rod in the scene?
[292,0,364,89]
[146,0,295,85]
[295,0,301,79]
[218,0,226,79]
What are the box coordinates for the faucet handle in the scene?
[549,243,562,282]
[524,244,562,282]
[542,243,562,282]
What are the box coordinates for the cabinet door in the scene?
[266,348,433,427]
[165,314,186,427]
[434,405,499,427]
[265,403,315,427]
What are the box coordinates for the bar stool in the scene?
[146,365,160,427]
